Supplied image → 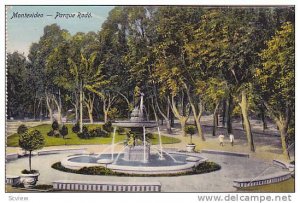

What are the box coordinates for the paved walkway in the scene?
[6,152,287,192]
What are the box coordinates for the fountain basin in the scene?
[61,152,207,175]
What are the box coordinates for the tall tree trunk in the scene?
[45,93,53,123]
[183,84,205,141]
[29,151,32,172]
[75,92,79,122]
[57,105,62,124]
[84,94,95,124]
[103,110,108,123]
[190,102,204,140]
[226,94,233,134]
[87,108,93,124]
[53,97,62,124]
[169,95,189,136]
[278,124,290,160]
[264,102,290,160]
[33,97,37,120]
[181,90,186,116]
[79,81,83,133]
[212,102,220,137]
[222,99,226,127]
[154,97,172,134]
[241,113,244,130]
[58,89,62,123]
[260,107,268,131]
[170,105,175,127]
[239,91,255,152]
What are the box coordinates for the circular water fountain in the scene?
[61,93,207,175]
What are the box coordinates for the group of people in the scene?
[218,134,234,146]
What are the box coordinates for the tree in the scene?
[256,22,295,160]
[185,125,196,144]
[28,24,70,123]
[152,7,204,137]
[7,52,33,119]
[19,130,45,172]
[68,52,105,132]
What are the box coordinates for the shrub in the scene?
[195,162,221,174]
[19,130,45,172]
[89,128,109,138]
[116,127,125,135]
[47,130,54,137]
[103,121,113,133]
[78,166,112,175]
[59,125,68,139]
[72,122,80,133]
[17,124,28,135]
[21,169,39,174]
[54,130,60,138]
[77,125,90,139]
[146,132,154,139]
[51,120,59,131]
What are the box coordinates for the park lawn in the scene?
[7,124,180,147]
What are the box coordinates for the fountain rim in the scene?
[60,152,208,174]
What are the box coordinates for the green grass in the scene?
[7,124,181,147]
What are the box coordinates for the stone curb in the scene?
[233,171,292,188]
[201,149,249,158]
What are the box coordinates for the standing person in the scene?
[218,134,225,146]
[229,134,234,146]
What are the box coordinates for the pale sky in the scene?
[6,6,114,56]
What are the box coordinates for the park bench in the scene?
[53,180,161,192]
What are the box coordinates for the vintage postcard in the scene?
[5,4,295,196]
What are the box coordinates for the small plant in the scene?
[47,130,54,137]
[17,124,28,135]
[72,122,80,133]
[50,120,60,137]
[21,169,39,174]
[103,121,113,133]
[89,128,109,137]
[59,125,68,139]
[185,125,196,144]
[77,125,90,139]
[146,132,154,139]
[51,120,59,131]
[19,130,45,173]
[116,127,125,135]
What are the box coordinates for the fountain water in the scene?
[157,126,164,159]
[111,127,116,160]
[113,145,129,164]
[96,141,124,158]
[61,92,206,175]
